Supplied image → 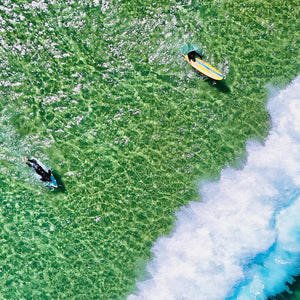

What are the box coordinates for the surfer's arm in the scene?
[28,158,37,164]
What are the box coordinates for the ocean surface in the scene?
[0,0,299,299]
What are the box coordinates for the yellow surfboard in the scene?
[185,53,224,81]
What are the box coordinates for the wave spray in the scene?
[128,76,300,300]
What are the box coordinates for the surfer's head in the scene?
[188,51,202,62]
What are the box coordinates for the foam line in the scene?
[128,75,300,300]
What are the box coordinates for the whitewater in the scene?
[128,76,300,300]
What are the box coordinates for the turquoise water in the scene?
[0,0,299,299]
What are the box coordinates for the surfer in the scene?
[185,50,224,81]
[187,50,203,62]
[24,157,52,182]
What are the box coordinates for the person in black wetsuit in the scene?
[25,157,52,182]
[187,50,203,62]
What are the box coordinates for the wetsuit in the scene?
[187,51,203,62]
[26,158,52,182]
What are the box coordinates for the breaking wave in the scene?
[128,75,300,300]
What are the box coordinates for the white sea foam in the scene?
[128,75,300,300]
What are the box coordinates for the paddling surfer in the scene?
[24,157,52,182]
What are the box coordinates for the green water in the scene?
[0,0,299,299]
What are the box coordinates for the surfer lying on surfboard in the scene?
[24,157,53,182]
[185,50,224,81]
